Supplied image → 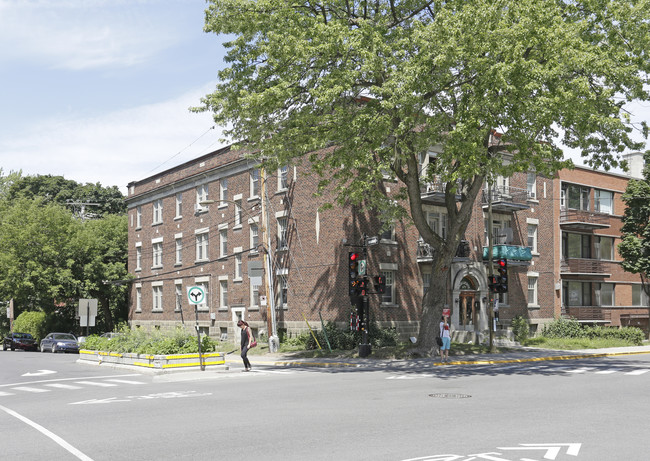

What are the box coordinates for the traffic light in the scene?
[496,258,508,293]
[374,275,386,294]
[349,252,361,299]
[488,275,498,293]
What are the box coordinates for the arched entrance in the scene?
[458,277,478,328]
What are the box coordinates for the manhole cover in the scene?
[429,393,471,399]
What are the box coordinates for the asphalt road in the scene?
[1,349,649,460]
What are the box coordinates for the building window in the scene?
[596,236,614,260]
[175,283,182,311]
[135,287,142,312]
[527,276,538,306]
[381,271,394,304]
[563,232,591,259]
[196,233,209,261]
[175,193,183,218]
[220,280,228,309]
[234,200,242,227]
[277,217,288,250]
[278,276,288,307]
[564,281,593,306]
[527,172,537,199]
[527,224,538,253]
[152,242,163,268]
[235,253,242,280]
[136,206,142,229]
[632,285,649,306]
[220,229,228,257]
[196,184,208,205]
[380,222,396,242]
[153,199,163,224]
[220,178,228,204]
[152,285,163,311]
[250,169,260,197]
[563,184,590,211]
[426,210,447,240]
[135,246,142,271]
[278,166,288,190]
[597,283,614,306]
[485,217,512,245]
[251,280,260,307]
[196,281,209,311]
[595,189,613,214]
[250,224,259,252]
[175,238,183,265]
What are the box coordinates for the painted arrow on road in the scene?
[21,370,56,377]
[497,443,581,459]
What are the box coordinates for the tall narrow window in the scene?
[251,280,260,307]
[527,224,538,253]
[527,276,538,306]
[175,238,183,265]
[250,169,260,197]
[278,276,288,307]
[527,172,537,199]
[220,178,228,204]
[175,193,183,218]
[277,217,288,249]
[381,271,394,304]
[153,199,163,224]
[135,246,142,271]
[135,287,142,312]
[136,206,142,228]
[196,281,209,310]
[196,233,209,261]
[279,166,288,190]
[234,200,242,227]
[235,253,242,280]
[152,242,163,268]
[220,229,228,257]
[152,285,163,311]
[250,224,259,251]
[196,185,209,209]
[220,280,228,309]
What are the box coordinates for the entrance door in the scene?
[459,292,477,327]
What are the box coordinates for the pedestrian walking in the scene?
[238,320,253,371]
[439,316,451,363]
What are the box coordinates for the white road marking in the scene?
[0,404,94,461]
[564,367,595,373]
[22,369,56,377]
[11,386,50,393]
[595,369,620,374]
[74,381,118,387]
[104,379,146,385]
[626,369,650,375]
[0,391,14,397]
[45,383,83,390]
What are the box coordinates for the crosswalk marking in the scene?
[45,383,83,390]
[565,367,596,373]
[74,381,118,387]
[0,391,14,396]
[104,379,145,385]
[11,386,50,393]
[595,369,620,374]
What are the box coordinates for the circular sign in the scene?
[187,286,206,305]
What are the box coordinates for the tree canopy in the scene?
[198,0,650,352]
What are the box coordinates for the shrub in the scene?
[13,311,48,342]
[542,317,644,345]
[542,317,585,338]
[303,322,398,350]
[511,316,529,343]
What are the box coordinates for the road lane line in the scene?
[626,369,650,375]
[0,404,94,461]
[0,391,14,396]
[595,369,620,374]
[45,383,83,390]
[12,386,50,393]
[104,379,145,385]
[75,381,118,387]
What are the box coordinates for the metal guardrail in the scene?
[560,258,607,274]
[561,306,612,321]
[560,209,610,226]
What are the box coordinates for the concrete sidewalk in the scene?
[234,345,650,370]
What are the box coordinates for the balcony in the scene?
[416,239,470,263]
[561,306,612,323]
[482,185,530,213]
[560,209,610,231]
[560,258,611,276]
[420,178,461,204]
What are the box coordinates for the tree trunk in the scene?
[416,266,449,354]
[99,296,114,332]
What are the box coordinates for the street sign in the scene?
[260,295,267,306]
[358,259,367,276]
[187,286,206,305]
[78,299,97,327]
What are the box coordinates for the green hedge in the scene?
[82,326,216,355]
[542,317,644,345]
[302,321,399,350]
[13,311,48,342]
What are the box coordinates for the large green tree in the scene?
[198,0,650,353]
[619,151,650,338]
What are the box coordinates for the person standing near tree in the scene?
[439,316,451,363]
[237,320,253,371]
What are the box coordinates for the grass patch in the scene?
[522,336,640,350]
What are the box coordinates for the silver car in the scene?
[40,333,79,353]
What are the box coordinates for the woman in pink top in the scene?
[439,316,451,363]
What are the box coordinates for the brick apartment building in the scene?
[125,147,648,343]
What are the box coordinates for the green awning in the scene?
[482,245,532,261]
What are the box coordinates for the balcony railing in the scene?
[481,185,530,212]
[560,209,610,228]
[560,258,607,274]
[416,239,470,261]
[561,306,612,322]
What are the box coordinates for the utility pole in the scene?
[487,178,496,353]
[260,167,278,352]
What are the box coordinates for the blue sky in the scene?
[0,1,647,196]
[0,0,227,193]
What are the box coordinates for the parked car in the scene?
[3,332,39,351]
[40,333,79,353]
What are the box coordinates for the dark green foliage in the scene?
[511,315,529,343]
[12,311,48,342]
[542,317,644,345]
[81,326,216,355]
[303,322,398,351]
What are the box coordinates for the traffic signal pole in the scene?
[487,180,496,353]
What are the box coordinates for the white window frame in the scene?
[220,178,228,206]
[175,192,183,219]
[250,169,260,198]
[152,199,163,225]
[220,227,228,257]
[135,284,142,312]
[527,172,537,200]
[234,199,242,228]
[527,219,539,254]
[174,281,183,311]
[195,230,209,262]
[595,189,614,215]
[277,217,288,250]
[527,273,539,307]
[175,235,183,265]
[250,223,259,252]
[152,239,163,269]
[278,165,288,191]
[234,250,243,281]
[135,243,142,271]
[152,282,163,312]
[136,206,142,229]
[219,277,228,310]
[250,279,260,309]
[194,277,210,311]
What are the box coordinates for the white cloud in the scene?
[0,0,181,70]
[0,84,226,193]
